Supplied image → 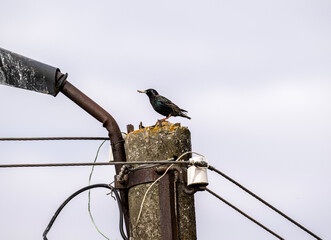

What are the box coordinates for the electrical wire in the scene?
[0,160,190,168]
[87,140,109,240]
[208,165,322,240]
[114,187,128,240]
[134,151,203,228]
[42,184,128,240]
[2,136,321,239]
[205,187,284,240]
[0,137,110,141]
[134,163,174,228]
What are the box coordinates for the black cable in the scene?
[43,184,128,240]
[112,187,127,240]
[0,137,110,141]
[0,160,189,168]
[208,165,322,240]
[206,187,284,240]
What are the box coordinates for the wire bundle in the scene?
[1,137,322,240]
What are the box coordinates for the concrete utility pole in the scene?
[124,122,197,240]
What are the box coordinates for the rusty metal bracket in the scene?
[158,169,179,240]
[115,165,182,240]
[114,165,204,194]
[115,167,159,189]
[114,165,201,240]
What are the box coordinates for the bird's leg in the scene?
[154,115,171,127]
[155,120,163,127]
[160,114,171,122]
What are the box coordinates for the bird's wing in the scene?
[157,96,180,109]
[157,95,173,104]
[156,95,189,116]
[158,95,184,113]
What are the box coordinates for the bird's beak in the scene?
[137,90,146,93]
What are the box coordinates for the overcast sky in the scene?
[0,0,330,239]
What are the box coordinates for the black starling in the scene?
[138,89,191,121]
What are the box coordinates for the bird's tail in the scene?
[179,108,190,119]
[181,113,191,120]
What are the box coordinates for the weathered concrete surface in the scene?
[125,122,196,240]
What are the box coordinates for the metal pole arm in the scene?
[59,80,126,170]
[59,78,130,234]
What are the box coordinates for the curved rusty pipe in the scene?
[59,80,126,170]
[59,78,129,233]
[60,81,125,157]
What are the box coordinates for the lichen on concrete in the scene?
[125,122,192,164]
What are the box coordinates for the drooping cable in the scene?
[134,163,174,228]
[134,151,203,228]
[206,187,284,240]
[87,140,109,239]
[113,186,128,240]
[208,165,322,240]
[42,184,128,240]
